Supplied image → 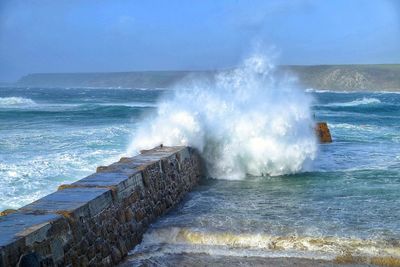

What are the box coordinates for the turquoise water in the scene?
[127,90,400,263]
[1,87,400,262]
[0,87,162,209]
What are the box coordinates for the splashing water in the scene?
[128,54,317,179]
[0,97,36,107]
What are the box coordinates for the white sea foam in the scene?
[130,227,400,262]
[0,125,128,210]
[378,90,400,94]
[306,88,400,94]
[0,97,36,106]
[329,123,377,131]
[99,102,157,108]
[128,54,317,179]
[325,97,381,107]
[305,88,354,94]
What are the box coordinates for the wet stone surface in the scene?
[0,146,203,267]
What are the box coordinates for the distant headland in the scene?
[11,64,400,91]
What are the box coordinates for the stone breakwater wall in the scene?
[0,146,203,267]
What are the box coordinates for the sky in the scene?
[0,0,399,81]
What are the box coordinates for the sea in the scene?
[1,77,400,264]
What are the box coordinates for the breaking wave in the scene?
[306,88,400,95]
[131,227,400,264]
[0,97,36,107]
[128,54,317,179]
[325,97,381,107]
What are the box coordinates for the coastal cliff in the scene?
[14,65,400,91]
[286,64,400,91]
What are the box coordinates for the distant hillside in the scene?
[16,71,200,89]
[287,64,400,91]
[15,65,400,91]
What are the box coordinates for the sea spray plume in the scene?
[128,54,317,179]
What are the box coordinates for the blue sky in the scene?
[0,0,399,81]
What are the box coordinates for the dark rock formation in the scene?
[316,122,332,143]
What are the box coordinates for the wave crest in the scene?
[133,227,400,261]
[326,97,381,107]
[0,97,36,106]
[128,54,317,179]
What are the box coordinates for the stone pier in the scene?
[0,146,203,267]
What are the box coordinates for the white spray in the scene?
[128,54,317,179]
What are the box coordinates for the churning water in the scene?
[1,55,400,264]
[128,55,317,179]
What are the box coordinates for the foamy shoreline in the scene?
[121,254,379,266]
